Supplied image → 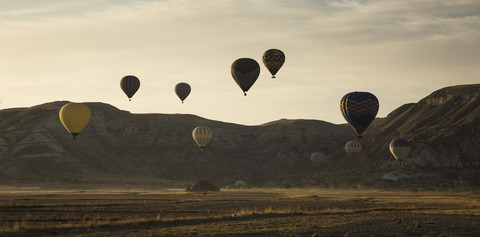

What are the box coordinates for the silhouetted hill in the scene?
[0,85,479,190]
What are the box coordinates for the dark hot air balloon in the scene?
[175,82,191,103]
[120,75,140,101]
[262,49,285,78]
[340,92,379,138]
[231,58,260,96]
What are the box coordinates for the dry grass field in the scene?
[0,187,479,236]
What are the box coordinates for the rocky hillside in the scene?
[351,85,480,191]
[0,101,353,186]
[364,84,480,168]
[0,84,479,190]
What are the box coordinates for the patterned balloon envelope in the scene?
[192,126,213,151]
[345,140,362,160]
[340,92,379,138]
[389,138,410,162]
[262,49,285,78]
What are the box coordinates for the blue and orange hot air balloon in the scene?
[340,92,379,138]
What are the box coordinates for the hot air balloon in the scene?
[59,103,91,140]
[231,58,260,96]
[235,180,248,189]
[310,152,327,165]
[389,138,410,162]
[262,49,285,78]
[192,126,213,151]
[340,92,379,138]
[175,82,191,103]
[345,141,362,160]
[120,75,140,101]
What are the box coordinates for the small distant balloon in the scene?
[231,58,260,96]
[310,152,327,165]
[120,75,140,101]
[235,180,248,188]
[59,103,91,140]
[340,91,379,138]
[262,49,285,78]
[192,126,213,151]
[389,138,410,162]
[345,141,362,160]
[175,82,191,103]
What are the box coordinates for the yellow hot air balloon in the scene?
[192,126,213,151]
[59,103,91,140]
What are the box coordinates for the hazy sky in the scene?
[1,0,479,125]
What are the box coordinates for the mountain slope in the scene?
[0,84,479,189]
[0,101,353,186]
[362,84,480,169]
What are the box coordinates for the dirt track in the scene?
[0,188,479,236]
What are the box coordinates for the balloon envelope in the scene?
[175,82,191,103]
[235,180,248,188]
[231,58,260,96]
[262,49,285,78]
[389,138,410,162]
[120,75,140,101]
[192,126,213,151]
[345,141,362,160]
[59,103,91,140]
[340,92,379,138]
[310,152,327,165]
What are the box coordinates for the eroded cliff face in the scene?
[0,84,479,188]
[362,85,480,170]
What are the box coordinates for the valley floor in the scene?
[0,187,479,236]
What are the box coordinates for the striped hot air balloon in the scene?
[345,141,362,160]
[340,92,379,138]
[59,103,91,140]
[389,138,410,162]
[262,49,285,78]
[120,75,140,101]
[231,58,260,96]
[192,126,213,151]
